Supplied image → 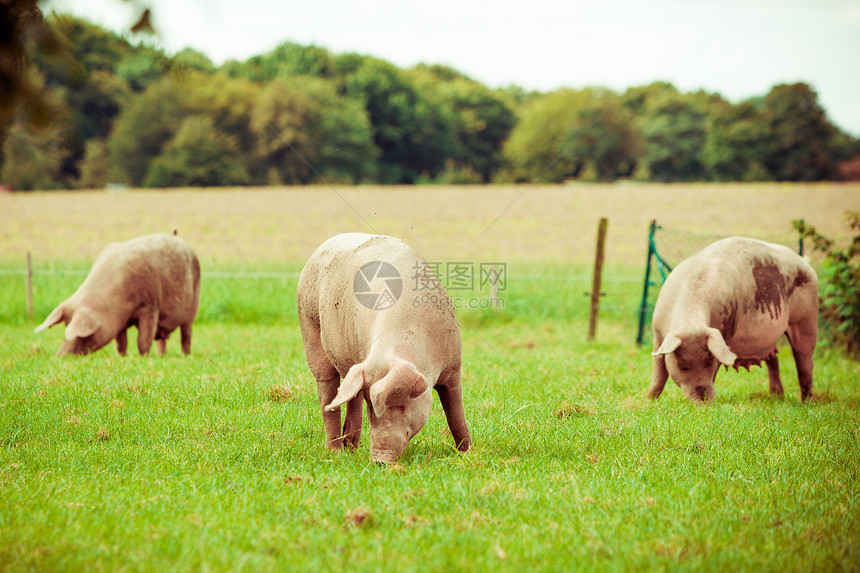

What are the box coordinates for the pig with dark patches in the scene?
[297,233,471,464]
[649,237,818,402]
[35,232,201,357]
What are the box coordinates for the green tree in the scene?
[144,116,249,187]
[37,14,131,80]
[116,47,172,92]
[504,88,640,182]
[106,77,185,185]
[183,72,262,181]
[223,42,335,82]
[251,77,377,184]
[0,119,63,190]
[704,100,773,181]
[624,83,717,182]
[26,15,134,184]
[172,48,215,73]
[78,137,109,188]
[762,83,838,181]
[503,89,585,182]
[409,65,515,182]
[78,70,130,140]
[342,58,454,183]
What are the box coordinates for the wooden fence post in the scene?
[588,218,608,341]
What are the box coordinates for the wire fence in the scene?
[1,223,818,338]
[0,268,643,282]
[635,220,810,346]
[1,263,648,329]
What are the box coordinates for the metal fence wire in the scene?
[635,220,809,346]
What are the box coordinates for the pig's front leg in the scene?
[436,370,471,452]
[136,306,159,355]
[342,395,363,449]
[180,322,193,354]
[649,354,669,399]
[765,353,784,397]
[300,317,346,450]
[116,328,128,356]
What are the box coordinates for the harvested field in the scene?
[2,183,857,267]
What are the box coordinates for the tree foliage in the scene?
[78,137,108,189]
[410,65,515,182]
[0,118,63,190]
[0,14,856,190]
[251,77,377,184]
[794,213,860,358]
[625,83,716,182]
[762,83,838,181]
[106,77,185,186]
[704,100,773,181]
[145,116,249,187]
[503,88,640,183]
[341,57,454,183]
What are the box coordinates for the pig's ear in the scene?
[706,328,737,366]
[325,365,364,412]
[369,366,427,418]
[65,307,100,341]
[35,304,67,333]
[652,332,682,357]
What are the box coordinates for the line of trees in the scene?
[1,14,858,191]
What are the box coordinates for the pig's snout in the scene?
[370,431,409,465]
[683,383,715,403]
[371,445,405,465]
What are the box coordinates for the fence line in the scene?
[0,268,643,283]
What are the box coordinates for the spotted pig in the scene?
[649,237,818,402]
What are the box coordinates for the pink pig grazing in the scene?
[297,233,472,464]
[35,232,201,357]
[650,237,818,402]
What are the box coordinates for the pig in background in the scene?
[650,237,818,402]
[35,232,201,357]
[297,233,472,464]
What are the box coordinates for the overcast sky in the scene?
[44,0,860,135]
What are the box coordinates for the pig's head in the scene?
[652,327,737,402]
[325,358,430,464]
[35,303,108,356]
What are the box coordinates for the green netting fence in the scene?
[635,220,812,346]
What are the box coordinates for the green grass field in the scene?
[1,184,859,571]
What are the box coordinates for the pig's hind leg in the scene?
[299,317,345,450]
[787,321,817,401]
[136,306,159,355]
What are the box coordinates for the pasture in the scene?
[1,183,859,571]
